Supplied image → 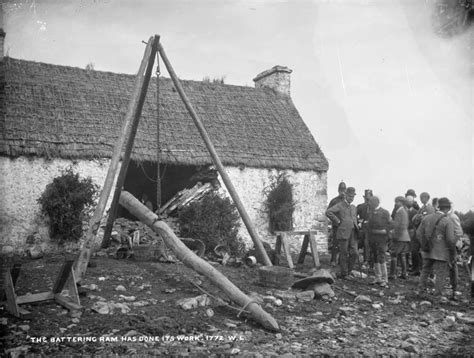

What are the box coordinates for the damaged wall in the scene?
[219,167,328,254]
[0,156,115,251]
[0,156,328,255]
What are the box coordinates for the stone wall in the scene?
[0,156,328,255]
[219,167,328,254]
[0,156,113,251]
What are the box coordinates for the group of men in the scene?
[326,182,463,298]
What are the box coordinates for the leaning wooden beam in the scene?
[74,36,156,283]
[119,191,279,332]
[100,34,160,249]
[157,41,272,267]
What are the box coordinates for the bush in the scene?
[178,191,244,257]
[263,173,295,233]
[38,167,98,243]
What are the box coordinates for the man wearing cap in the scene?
[328,181,346,266]
[389,196,411,280]
[326,187,358,278]
[411,192,435,276]
[357,189,373,267]
[416,197,456,298]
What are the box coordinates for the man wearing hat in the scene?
[416,197,456,298]
[391,189,420,219]
[389,196,411,279]
[357,189,374,267]
[326,187,359,278]
[328,181,347,266]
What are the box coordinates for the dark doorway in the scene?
[118,161,216,219]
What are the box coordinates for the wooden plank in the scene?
[17,307,32,319]
[309,232,321,268]
[16,292,54,305]
[297,234,309,264]
[4,271,19,317]
[281,232,294,269]
[275,230,318,236]
[274,234,282,265]
[54,295,82,311]
[53,260,75,294]
[119,190,279,331]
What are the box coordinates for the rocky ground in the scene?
[1,250,473,357]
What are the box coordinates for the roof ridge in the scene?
[4,56,266,93]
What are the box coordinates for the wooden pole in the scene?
[119,191,280,332]
[74,36,156,283]
[100,35,160,249]
[155,51,162,209]
[156,42,272,266]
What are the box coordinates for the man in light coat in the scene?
[326,187,358,279]
[389,196,411,279]
[416,197,456,297]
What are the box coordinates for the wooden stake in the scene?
[157,42,272,266]
[100,35,159,250]
[309,231,321,269]
[74,36,156,283]
[119,191,279,332]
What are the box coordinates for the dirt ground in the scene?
[1,250,473,357]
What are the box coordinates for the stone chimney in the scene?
[0,29,5,60]
[253,65,292,96]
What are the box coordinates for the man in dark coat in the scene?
[367,196,391,286]
[357,189,373,267]
[326,187,358,278]
[328,181,346,265]
[411,192,435,275]
[416,197,456,297]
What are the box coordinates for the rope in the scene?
[237,299,259,318]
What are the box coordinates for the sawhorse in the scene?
[1,259,82,319]
[274,230,320,269]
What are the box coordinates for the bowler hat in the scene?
[405,189,416,197]
[438,197,451,209]
[346,187,356,195]
[338,181,346,191]
[363,189,373,198]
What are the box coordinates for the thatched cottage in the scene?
[0,31,329,253]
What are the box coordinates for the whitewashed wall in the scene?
[219,167,328,254]
[0,156,114,251]
[0,156,328,254]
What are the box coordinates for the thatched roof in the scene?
[0,57,328,171]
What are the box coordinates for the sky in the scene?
[2,0,473,211]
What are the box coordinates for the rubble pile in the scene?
[159,182,213,216]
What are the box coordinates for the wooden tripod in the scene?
[74,34,272,284]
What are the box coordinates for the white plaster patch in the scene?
[0,156,112,250]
